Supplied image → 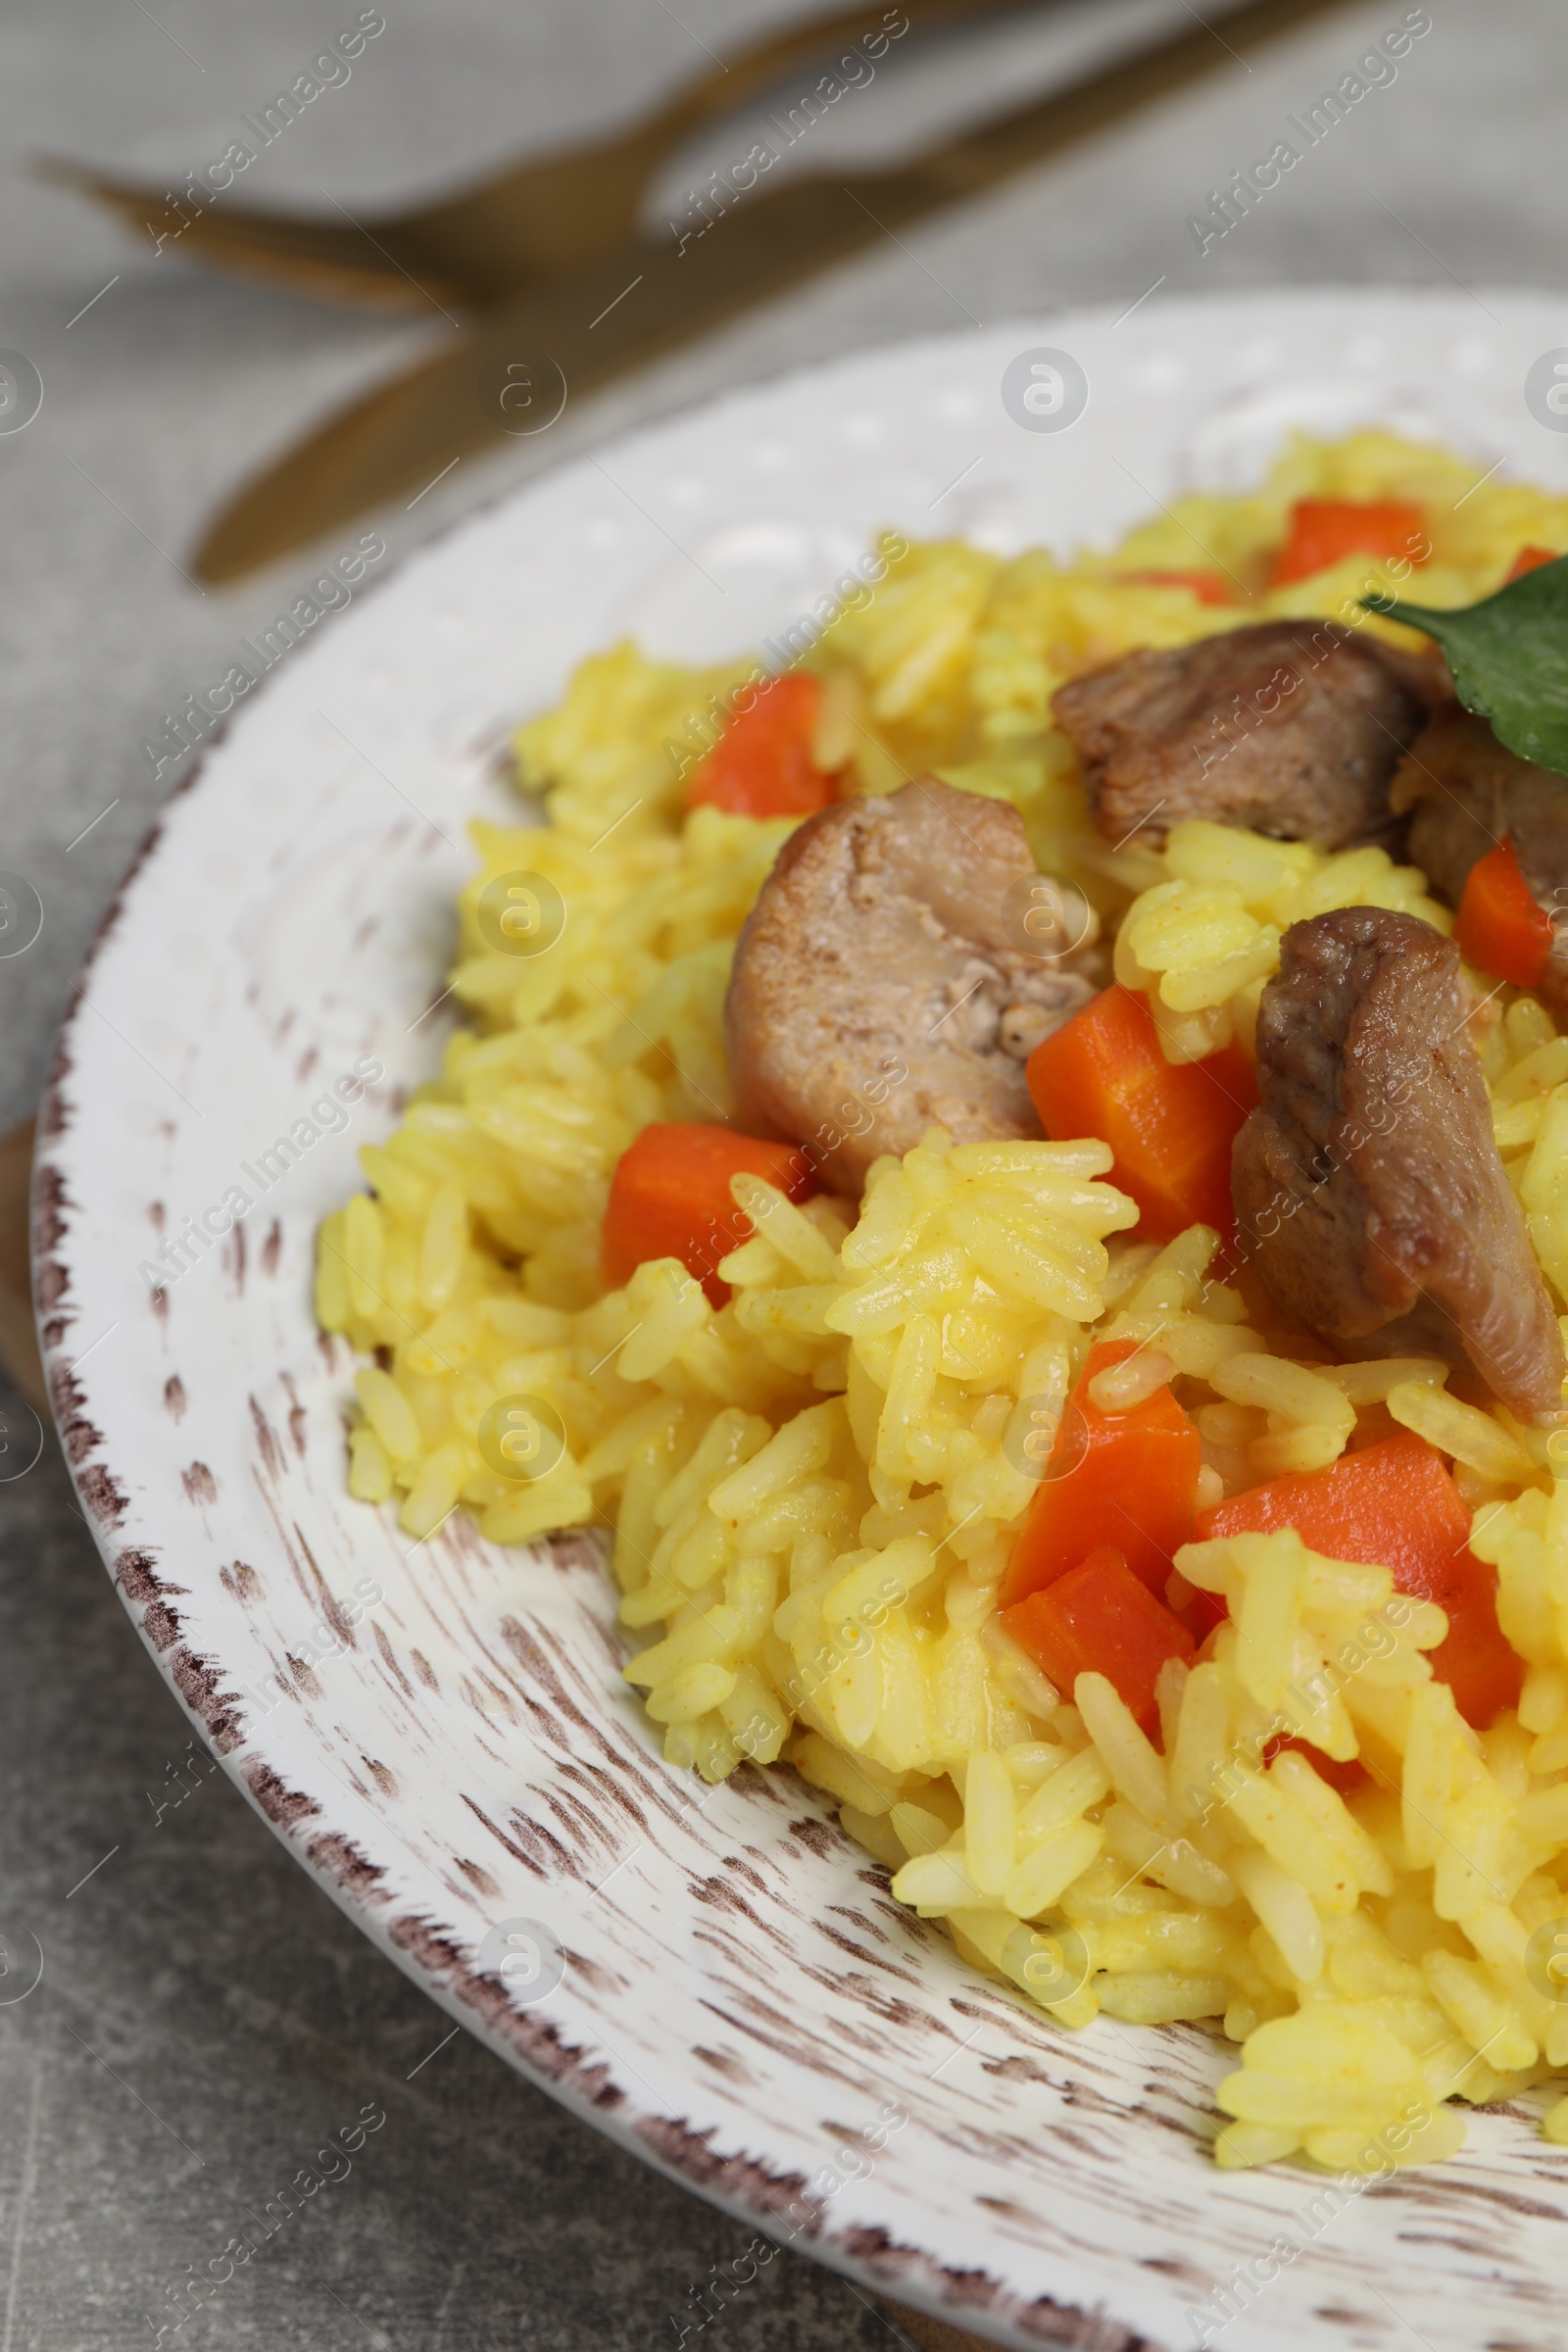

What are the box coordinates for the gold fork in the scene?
[192,0,1359,581]
[40,0,1050,313]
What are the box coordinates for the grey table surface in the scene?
[2,0,1566,2344]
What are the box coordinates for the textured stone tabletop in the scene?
[1,0,1565,2343]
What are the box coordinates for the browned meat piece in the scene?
[1052,620,1443,850]
[1233,906,1565,1426]
[724,779,1103,1192]
[1393,705,1568,1021]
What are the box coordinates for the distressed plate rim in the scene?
[34,286,1568,2352]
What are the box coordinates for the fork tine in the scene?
[33,156,466,312]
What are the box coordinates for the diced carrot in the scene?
[1025,984,1257,1241]
[686,671,838,818]
[1000,1340,1202,1608]
[1507,544,1561,581]
[1197,1432,1522,1727]
[1002,1546,1195,1733]
[1435,1563,1524,1728]
[1116,570,1234,608]
[1169,1575,1228,1647]
[1261,1734,1367,1796]
[603,1123,818,1306]
[1454,837,1555,991]
[1270,498,1428,587]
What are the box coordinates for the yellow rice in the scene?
[318,431,1568,2171]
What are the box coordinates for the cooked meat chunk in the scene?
[724,779,1102,1192]
[1393,705,1568,1020]
[1233,906,1565,1426]
[1052,620,1443,850]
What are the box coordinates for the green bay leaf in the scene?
[1363,552,1568,779]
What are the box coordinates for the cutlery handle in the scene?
[635,0,1054,139]
[0,1119,45,1415]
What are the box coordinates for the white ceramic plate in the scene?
[38,289,1568,2352]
